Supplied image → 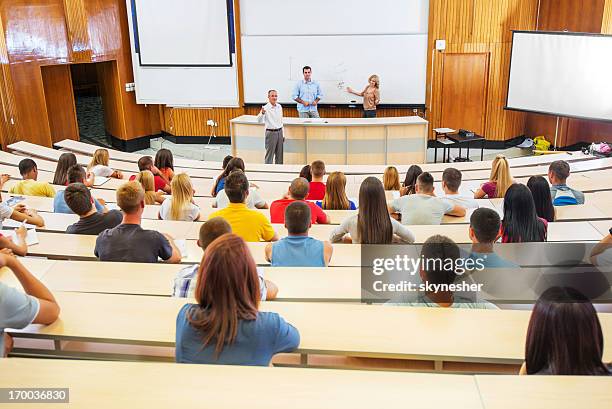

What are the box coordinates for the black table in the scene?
[446,134,486,162]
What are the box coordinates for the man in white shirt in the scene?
[440,167,479,209]
[257,90,284,164]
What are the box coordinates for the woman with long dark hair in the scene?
[527,176,555,222]
[501,184,548,243]
[211,157,245,197]
[175,234,299,365]
[521,286,610,375]
[299,165,312,182]
[400,165,422,196]
[330,177,414,244]
[154,148,175,182]
[54,152,94,187]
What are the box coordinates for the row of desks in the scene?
[3,358,610,409]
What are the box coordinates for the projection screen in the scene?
[506,31,612,121]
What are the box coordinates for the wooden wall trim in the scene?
[62,0,93,62]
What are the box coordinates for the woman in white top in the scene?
[88,149,123,179]
[159,173,200,221]
[330,177,415,244]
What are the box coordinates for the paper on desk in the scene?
[2,219,36,229]
[105,202,119,211]
[93,176,110,186]
[174,239,188,259]
[4,229,39,246]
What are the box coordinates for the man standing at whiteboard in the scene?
[258,90,284,164]
[292,66,323,118]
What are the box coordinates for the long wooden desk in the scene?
[9,291,612,366]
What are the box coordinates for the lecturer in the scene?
[347,74,380,117]
[257,89,284,164]
[292,65,323,118]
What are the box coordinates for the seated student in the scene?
[155,148,175,182]
[331,177,414,244]
[520,286,610,375]
[159,173,201,221]
[400,165,422,196]
[270,177,329,224]
[548,160,585,205]
[213,162,267,210]
[590,227,612,267]
[208,171,278,242]
[9,159,55,198]
[389,172,466,225]
[0,253,60,357]
[174,217,278,300]
[135,171,165,205]
[0,226,28,256]
[527,175,555,222]
[129,156,171,194]
[64,183,122,235]
[211,157,244,197]
[53,152,93,187]
[95,182,181,263]
[501,184,547,243]
[316,172,356,210]
[266,202,333,267]
[305,160,326,200]
[468,208,518,268]
[440,167,479,209]
[88,148,123,179]
[389,235,498,309]
[0,175,45,228]
[175,233,299,366]
[54,165,106,214]
[299,164,312,182]
[383,166,401,191]
[474,154,512,199]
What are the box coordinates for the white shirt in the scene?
[214,187,266,209]
[159,197,200,221]
[257,102,283,130]
[89,165,114,177]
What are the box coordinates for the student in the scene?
[135,171,165,205]
[331,177,414,244]
[441,167,479,209]
[212,157,245,197]
[474,154,512,199]
[0,253,60,357]
[468,208,518,268]
[270,177,329,224]
[299,165,312,182]
[305,160,326,200]
[208,171,278,242]
[0,226,28,256]
[95,182,181,263]
[0,175,45,228]
[175,233,299,366]
[154,148,175,182]
[266,202,333,267]
[129,156,171,194]
[527,175,555,222]
[590,228,612,267]
[548,160,585,205]
[54,165,107,214]
[64,183,122,235]
[159,173,201,221]
[520,286,610,375]
[390,172,466,225]
[9,159,55,198]
[173,217,278,300]
[316,171,356,210]
[501,184,548,243]
[213,162,267,210]
[400,165,422,196]
[383,166,401,191]
[53,152,93,187]
[88,148,123,179]
[389,235,498,309]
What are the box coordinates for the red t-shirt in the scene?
[129,174,168,192]
[270,199,328,224]
[306,181,326,200]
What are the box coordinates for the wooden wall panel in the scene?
[41,64,79,143]
[538,0,605,32]
[62,0,92,62]
[0,13,18,148]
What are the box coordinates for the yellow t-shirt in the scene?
[209,203,275,242]
[9,179,55,198]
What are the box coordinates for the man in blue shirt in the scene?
[292,66,323,118]
[54,165,106,214]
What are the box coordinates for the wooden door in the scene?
[41,64,79,143]
[440,53,489,136]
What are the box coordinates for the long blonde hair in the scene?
[383,166,401,190]
[490,155,512,198]
[368,74,380,89]
[321,172,351,210]
[169,173,194,220]
[135,170,157,205]
[88,148,109,170]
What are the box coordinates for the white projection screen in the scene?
[506,31,612,121]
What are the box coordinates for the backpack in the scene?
[552,186,578,206]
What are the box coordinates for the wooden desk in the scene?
[0,258,56,290]
[589,220,611,237]
[0,358,484,409]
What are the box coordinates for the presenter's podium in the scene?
[230,115,428,165]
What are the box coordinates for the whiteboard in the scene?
[241,35,428,105]
[507,31,612,121]
[134,0,231,66]
[126,0,239,106]
[240,0,428,35]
